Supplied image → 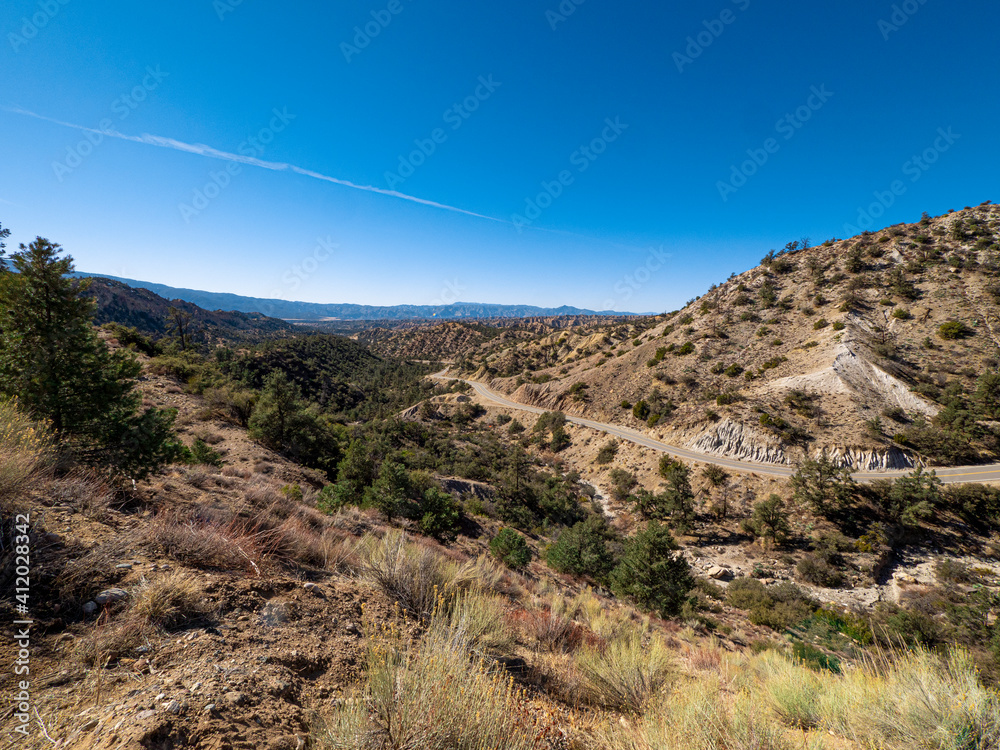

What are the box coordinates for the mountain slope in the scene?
[73,273,629,321]
[461,204,1000,470]
[84,277,295,343]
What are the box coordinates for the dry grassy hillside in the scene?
[356,316,638,362]
[468,204,1000,470]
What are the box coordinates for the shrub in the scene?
[596,439,618,465]
[832,320,845,330]
[702,465,729,487]
[418,487,462,541]
[489,527,531,570]
[608,468,637,502]
[939,320,973,340]
[724,364,744,377]
[357,531,452,618]
[632,400,650,420]
[674,342,696,356]
[813,318,829,330]
[188,438,223,467]
[796,554,845,588]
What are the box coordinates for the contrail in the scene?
[5,106,504,223]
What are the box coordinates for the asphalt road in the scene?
[432,373,1000,485]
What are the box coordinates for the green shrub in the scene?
[596,439,618,465]
[939,320,973,340]
[189,438,223,467]
[489,528,531,570]
[418,487,462,540]
[796,554,845,588]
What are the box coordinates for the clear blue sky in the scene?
[1,1,998,312]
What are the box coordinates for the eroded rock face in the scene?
[688,419,789,465]
[820,445,918,471]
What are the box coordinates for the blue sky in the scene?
[1,1,998,312]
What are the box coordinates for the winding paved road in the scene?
[432,373,1000,485]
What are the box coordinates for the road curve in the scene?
[431,372,1000,485]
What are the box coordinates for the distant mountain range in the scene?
[74,273,632,320]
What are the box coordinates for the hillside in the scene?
[353,316,634,361]
[84,277,295,344]
[74,273,629,321]
[463,204,1000,470]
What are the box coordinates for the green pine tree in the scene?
[610,522,693,618]
[0,237,182,478]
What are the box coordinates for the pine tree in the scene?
[0,238,181,478]
[610,522,693,617]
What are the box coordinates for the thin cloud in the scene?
[5,106,504,223]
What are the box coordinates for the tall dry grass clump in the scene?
[818,646,1000,750]
[320,595,537,750]
[576,630,673,713]
[0,397,53,505]
[130,571,212,629]
[593,677,790,750]
[356,530,508,619]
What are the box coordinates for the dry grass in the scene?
[356,530,453,619]
[575,631,673,713]
[74,613,150,667]
[59,533,142,603]
[818,646,1000,750]
[130,571,212,630]
[148,510,278,576]
[49,468,116,519]
[0,397,52,507]
[593,677,791,750]
[320,596,537,750]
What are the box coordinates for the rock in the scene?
[163,700,182,715]
[137,709,156,720]
[224,691,246,707]
[83,601,98,615]
[303,582,322,595]
[707,566,732,580]
[344,622,360,635]
[115,563,133,570]
[94,588,128,605]
[204,704,217,714]
[81,719,99,732]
